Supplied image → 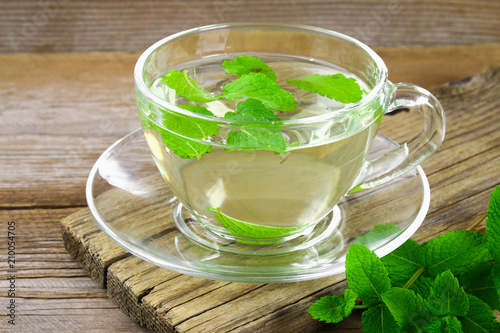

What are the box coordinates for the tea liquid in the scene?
[143,55,379,228]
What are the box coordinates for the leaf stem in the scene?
[466,212,488,231]
[403,266,426,289]
[353,304,369,309]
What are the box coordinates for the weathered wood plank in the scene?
[0,208,146,332]
[2,298,148,332]
[58,66,500,332]
[1,0,499,53]
[61,208,130,287]
[0,208,90,280]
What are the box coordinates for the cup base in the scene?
[173,203,343,256]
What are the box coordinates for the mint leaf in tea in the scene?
[288,73,364,103]
[222,55,277,81]
[222,72,298,112]
[161,69,220,103]
[224,99,286,153]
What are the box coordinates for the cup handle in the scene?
[350,82,446,192]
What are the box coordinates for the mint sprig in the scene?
[308,186,500,332]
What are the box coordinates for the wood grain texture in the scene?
[58,66,500,332]
[1,0,500,53]
[0,208,148,332]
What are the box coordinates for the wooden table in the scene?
[1,1,500,332]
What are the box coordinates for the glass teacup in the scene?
[134,23,445,251]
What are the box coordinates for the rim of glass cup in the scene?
[134,22,389,126]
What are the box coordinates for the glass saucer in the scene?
[86,129,430,283]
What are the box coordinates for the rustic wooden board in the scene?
[1,0,500,53]
[0,207,148,332]
[61,66,500,332]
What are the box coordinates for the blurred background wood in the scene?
[1,0,499,53]
[1,0,500,332]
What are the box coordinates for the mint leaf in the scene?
[361,303,400,333]
[308,289,358,324]
[426,316,464,333]
[308,296,346,324]
[226,98,281,122]
[355,223,402,247]
[486,186,500,261]
[224,99,286,153]
[427,270,469,317]
[381,239,423,288]
[207,207,303,243]
[222,55,277,81]
[460,261,500,311]
[225,129,287,153]
[492,263,500,310]
[409,274,434,299]
[459,294,500,332]
[342,289,358,317]
[223,73,297,112]
[419,230,491,277]
[288,73,363,103]
[381,288,435,332]
[156,105,218,160]
[161,69,219,102]
[345,244,391,306]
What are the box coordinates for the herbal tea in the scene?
[139,54,381,235]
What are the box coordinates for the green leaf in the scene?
[224,99,286,153]
[492,263,500,310]
[486,186,500,261]
[427,270,469,317]
[459,294,500,332]
[460,261,500,311]
[222,55,277,81]
[225,128,287,153]
[288,73,363,103]
[345,244,391,306]
[307,296,345,324]
[426,316,464,333]
[308,289,358,324]
[342,289,359,317]
[355,223,402,247]
[207,207,303,243]
[161,69,220,102]
[419,230,491,277]
[226,98,281,122]
[381,239,424,288]
[361,303,400,333]
[381,287,435,332]
[223,72,297,112]
[157,104,219,160]
[409,274,434,299]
